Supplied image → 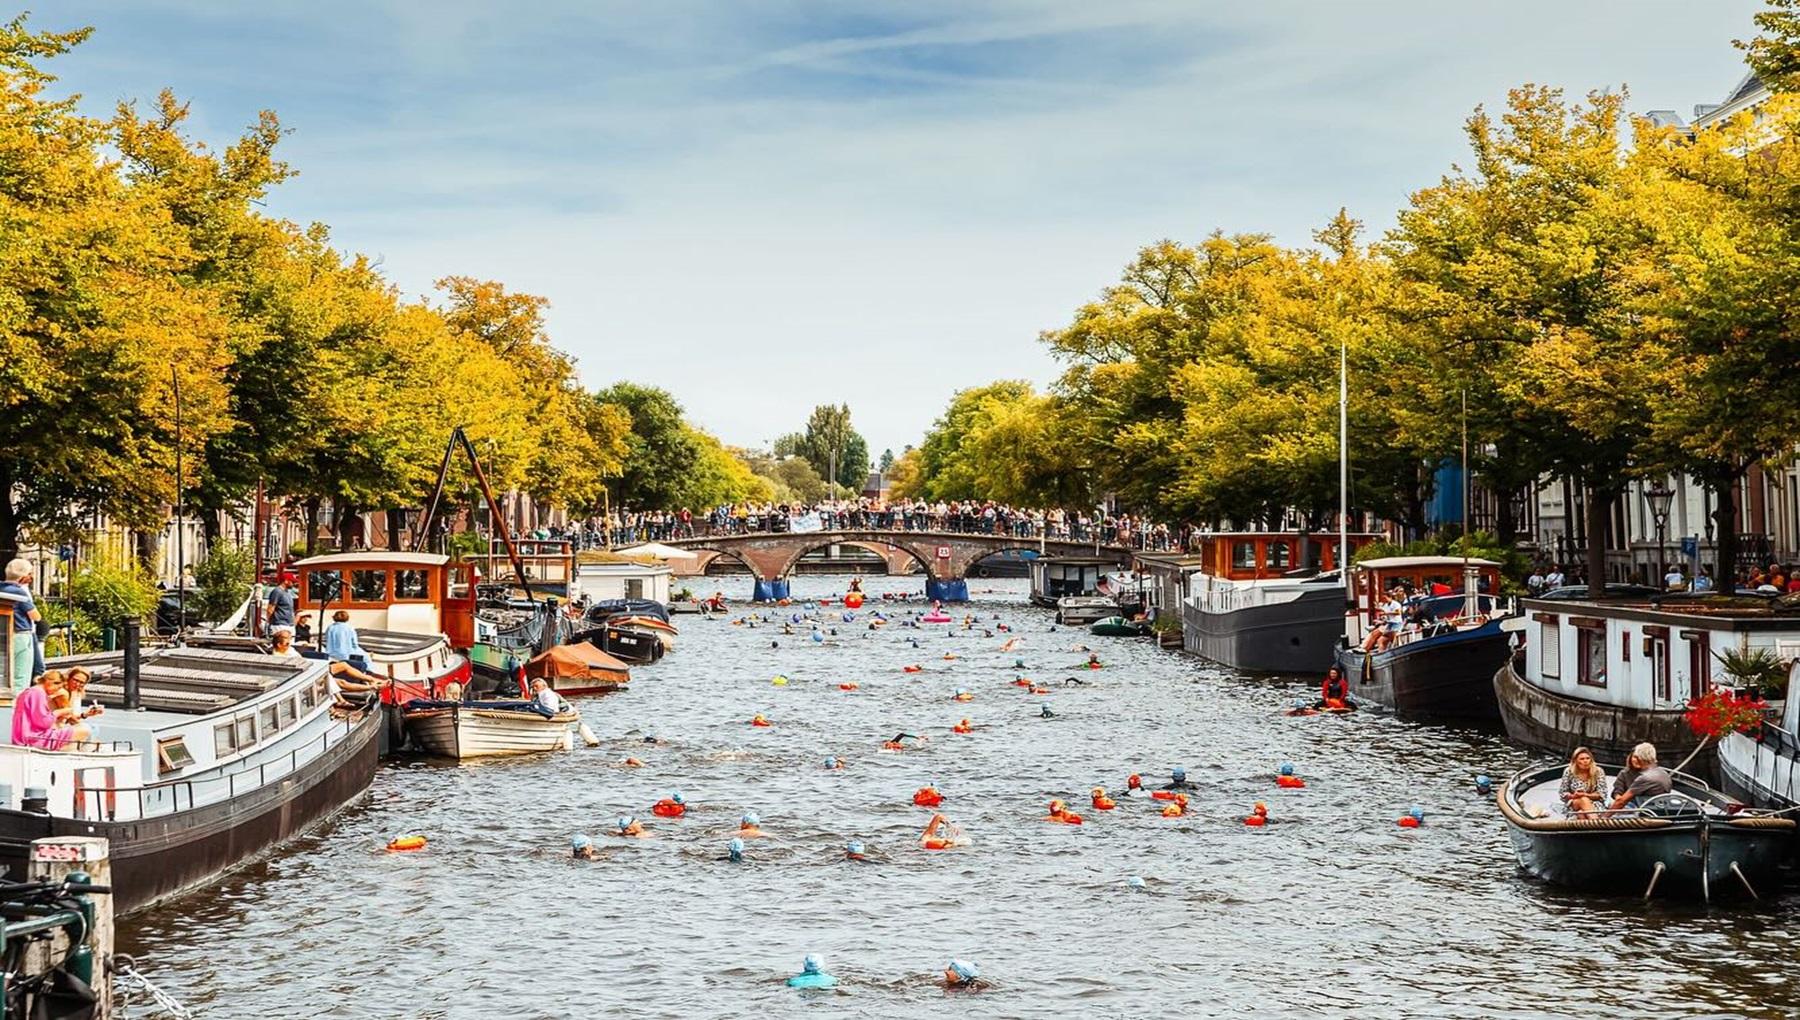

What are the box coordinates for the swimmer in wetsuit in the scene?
[943,959,981,989]
[1161,766,1196,791]
[572,834,597,860]
[787,954,838,989]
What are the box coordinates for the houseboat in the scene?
[290,552,474,748]
[1719,660,1800,811]
[1333,556,1513,723]
[469,538,576,597]
[1029,557,1116,609]
[1491,596,1800,776]
[0,641,380,915]
[571,558,674,608]
[1181,531,1382,674]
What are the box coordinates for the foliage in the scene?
[1740,0,1800,92]
[1714,646,1791,699]
[191,540,255,624]
[67,553,160,627]
[791,404,870,493]
[1351,529,1531,591]
[445,531,489,559]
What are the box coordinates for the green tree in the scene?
[1739,0,1800,92]
[793,404,868,494]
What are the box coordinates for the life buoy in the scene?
[845,594,864,609]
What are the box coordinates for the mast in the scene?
[172,367,186,643]
[1462,388,1477,618]
[1338,337,1349,591]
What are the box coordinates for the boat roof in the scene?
[48,645,327,720]
[575,561,672,576]
[1356,556,1500,569]
[1198,531,1386,539]
[293,551,449,568]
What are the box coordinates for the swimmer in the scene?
[1161,793,1189,818]
[1039,704,1054,718]
[784,953,838,990]
[1162,766,1196,791]
[952,718,974,734]
[726,837,746,863]
[751,713,772,727]
[845,839,870,861]
[824,756,845,770]
[920,813,967,850]
[1046,799,1083,825]
[951,688,974,702]
[651,792,686,817]
[1117,774,1143,798]
[1012,676,1032,687]
[882,731,924,751]
[572,834,597,860]
[944,959,981,989]
[612,815,648,838]
[621,757,644,768]
[1062,675,1087,687]
[739,812,765,838]
[1090,787,1116,810]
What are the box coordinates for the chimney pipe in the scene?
[122,615,142,711]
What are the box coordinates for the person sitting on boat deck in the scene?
[530,678,570,716]
[54,668,101,722]
[1607,743,1673,812]
[1317,666,1351,710]
[1559,746,1608,815]
[294,613,313,644]
[11,671,90,750]
[571,834,598,860]
[1363,587,1406,653]
[1161,766,1195,791]
[323,610,370,668]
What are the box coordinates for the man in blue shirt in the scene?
[1,559,41,692]
[265,573,297,634]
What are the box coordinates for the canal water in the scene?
[120,575,1800,1019]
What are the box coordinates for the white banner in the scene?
[789,513,824,534]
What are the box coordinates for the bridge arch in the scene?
[770,536,935,582]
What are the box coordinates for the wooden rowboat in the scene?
[402,700,579,759]
[1497,762,1795,902]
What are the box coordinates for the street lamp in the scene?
[1643,481,1675,586]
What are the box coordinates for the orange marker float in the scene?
[750,714,772,727]
[902,665,924,674]
[651,795,686,818]
[1011,677,1032,688]
[386,835,427,852]
[1276,775,1306,788]
[913,785,944,807]
[1150,790,1178,802]
[1090,787,1116,811]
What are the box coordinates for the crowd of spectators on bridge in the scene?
[577,499,1189,552]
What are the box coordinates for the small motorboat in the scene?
[572,623,664,665]
[525,641,631,696]
[1055,596,1116,626]
[1497,762,1796,902]
[402,698,580,759]
[585,598,672,626]
[611,614,678,653]
[1090,616,1149,638]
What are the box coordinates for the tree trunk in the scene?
[1585,481,1614,599]
[134,529,159,575]
[1494,478,1515,545]
[387,509,405,552]
[200,509,221,550]
[1711,466,1741,593]
[302,497,321,556]
[0,462,17,564]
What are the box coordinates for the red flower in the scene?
[1684,687,1770,740]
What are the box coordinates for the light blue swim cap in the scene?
[616,815,633,831]
[671,792,684,804]
[802,954,821,974]
[812,632,824,643]
[742,811,760,826]
[846,840,865,855]
[1293,698,1308,708]
[1278,762,1295,776]
[1409,805,1426,820]
[1172,766,1186,779]
[728,837,744,860]
[1475,774,1493,789]
[1126,876,1146,889]
[949,959,979,981]
[572,834,592,850]
[825,756,838,769]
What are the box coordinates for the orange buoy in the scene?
[1150,790,1177,802]
[913,786,944,807]
[952,719,974,734]
[1397,815,1421,828]
[1046,799,1083,825]
[1160,802,1183,817]
[651,799,685,818]
[386,835,427,852]
[839,682,860,691]
[1012,677,1032,687]
[903,665,924,673]
[845,593,864,608]
[1242,814,1266,826]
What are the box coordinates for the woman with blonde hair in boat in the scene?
[1558,746,1607,816]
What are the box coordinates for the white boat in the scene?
[1720,660,1800,811]
[401,700,579,759]
[1055,596,1116,626]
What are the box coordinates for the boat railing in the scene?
[1383,595,1508,651]
[70,714,361,823]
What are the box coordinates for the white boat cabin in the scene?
[1521,598,1800,713]
[571,560,673,606]
[1343,556,1505,648]
[469,539,576,595]
[0,647,354,822]
[292,551,477,649]
[1030,557,1116,603]
[1188,531,1386,615]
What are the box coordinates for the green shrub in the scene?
[1716,646,1791,699]
[68,554,159,629]
[191,542,255,624]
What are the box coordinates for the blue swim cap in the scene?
[1409,805,1426,820]
[949,959,979,981]
[1293,698,1308,708]
[812,632,824,643]
[1475,774,1493,790]
[728,837,744,860]
[824,756,838,769]
[672,792,684,804]
[1278,762,1295,776]
[616,815,633,831]
[802,954,821,974]
[572,834,592,850]
[846,840,865,855]
[1014,658,1025,667]
[1172,766,1186,780]
[1126,875,1146,889]
[742,811,759,826]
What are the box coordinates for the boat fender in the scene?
[386,835,427,852]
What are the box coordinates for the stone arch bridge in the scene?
[665,530,1132,601]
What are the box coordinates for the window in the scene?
[1539,618,1561,679]
[214,723,237,757]
[260,705,280,734]
[625,578,644,599]
[1267,542,1291,569]
[394,569,429,600]
[1232,542,1257,570]
[157,736,195,774]
[1684,631,1711,699]
[447,566,471,599]
[1620,630,1631,662]
[1649,636,1671,702]
[300,685,317,710]
[313,678,329,705]
[280,698,298,725]
[350,569,388,602]
[236,716,258,749]
[307,570,341,604]
[1577,627,1607,688]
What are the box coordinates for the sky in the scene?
[51,0,1767,457]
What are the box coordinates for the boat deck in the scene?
[50,646,310,717]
